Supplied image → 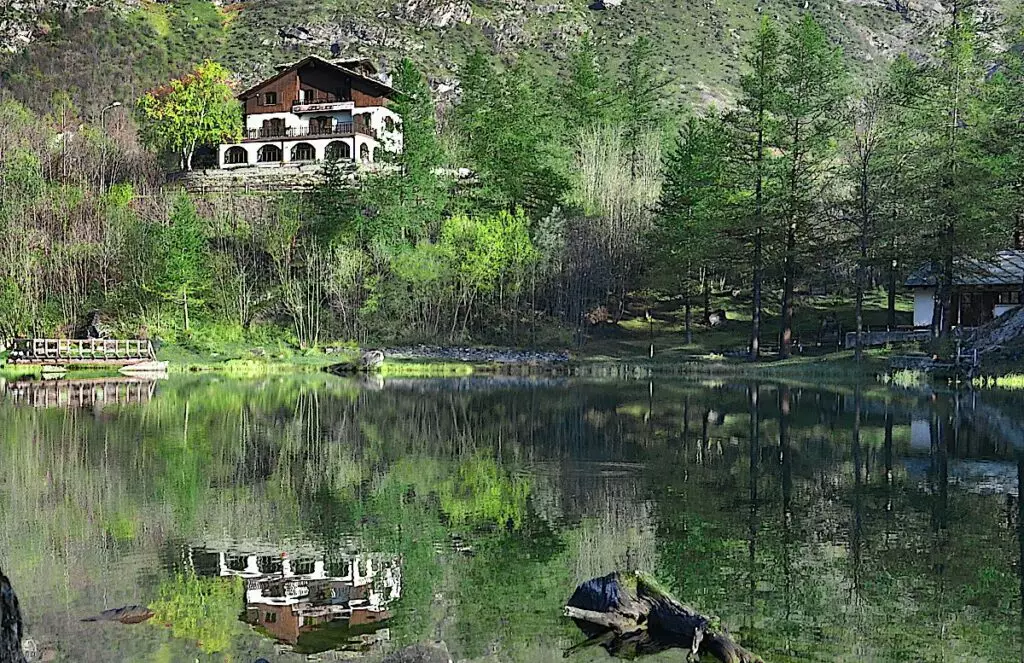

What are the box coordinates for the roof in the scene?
[237,55,397,100]
[905,250,1024,288]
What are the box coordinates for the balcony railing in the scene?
[292,98,354,113]
[242,123,376,141]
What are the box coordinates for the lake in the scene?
[1,374,1021,662]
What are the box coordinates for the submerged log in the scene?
[563,572,762,663]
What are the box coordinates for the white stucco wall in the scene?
[994,304,1019,319]
[245,111,355,134]
[913,288,935,328]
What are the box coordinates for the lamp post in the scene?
[99,101,122,193]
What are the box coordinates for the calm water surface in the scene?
[1,375,1022,662]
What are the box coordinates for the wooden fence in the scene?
[8,338,156,365]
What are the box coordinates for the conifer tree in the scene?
[775,16,849,357]
[724,18,782,361]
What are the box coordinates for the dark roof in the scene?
[237,55,397,100]
[905,250,1024,288]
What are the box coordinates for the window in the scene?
[264,612,277,623]
[224,146,248,165]
[359,143,370,163]
[291,142,316,162]
[997,291,1022,305]
[264,91,278,105]
[384,116,395,132]
[326,141,351,161]
[257,145,282,163]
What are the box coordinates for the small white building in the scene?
[906,250,1024,328]
[218,56,402,169]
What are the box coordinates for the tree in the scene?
[354,58,448,245]
[137,61,241,172]
[655,114,732,343]
[775,16,849,357]
[153,195,210,331]
[562,36,616,134]
[619,36,671,180]
[455,52,567,215]
[724,18,783,361]
[907,1,1010,336]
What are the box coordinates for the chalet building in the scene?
[218,56,402,169]
[906,250,1024,328]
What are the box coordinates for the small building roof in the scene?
[905,250,1024,288]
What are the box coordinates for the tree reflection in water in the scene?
[0,375,1021,661]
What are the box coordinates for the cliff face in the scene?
[0,0,1012,113]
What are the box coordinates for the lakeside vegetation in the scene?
[0,6,1022,377]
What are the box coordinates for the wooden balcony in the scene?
[292,98,354,113]
[242,123,376,142]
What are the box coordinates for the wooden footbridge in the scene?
[4,377,159,408]
[7,338,164,370]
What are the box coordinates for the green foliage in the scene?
[150,573,244,653]
[455,52,567,215]
[151,195,211,331]
[619,36,671,179]
[562,35,616,133]
[439,456,531,530]
[655,114,733,295]
[136,60,241,171]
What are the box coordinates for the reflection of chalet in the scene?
[188,541,400,653]
[218,56,402,169]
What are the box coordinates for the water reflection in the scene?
[4,377,159,408]
[0,376,1021,661]
[188,542,399,654]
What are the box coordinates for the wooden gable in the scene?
[239,56,397,116]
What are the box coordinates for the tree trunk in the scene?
[183,290,190,331]
[887,255,898,330]
[750,228,763,362]
[684,289,693,345]
[702,270,711,321]
[781,220,796,358]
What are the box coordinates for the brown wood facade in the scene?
[241,57,394,116]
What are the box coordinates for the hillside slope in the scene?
[0,0,1011,115]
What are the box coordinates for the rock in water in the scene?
[1,567,27,663]
[80,605,154,624]
[360,349,385,371]
[382,641,452,663]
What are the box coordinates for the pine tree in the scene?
[655,114,732,343]
[619,36,671,180]
[455,52,566,215]
[724,18,783,361]
[562,36,615,133]
[775,16,850,357]
[909,0,1010,336]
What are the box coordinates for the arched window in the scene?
[325,141,351,161]
[291,142,316,162]
[257,145,282,163]
[371,147,380,163]
[224,146,248,165]
[384,116,395,132]
[359,143,370,163]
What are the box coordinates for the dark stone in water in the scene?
[1,566,27,663]
[80,605,154,624]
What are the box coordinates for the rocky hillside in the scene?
[0,0,1012,115]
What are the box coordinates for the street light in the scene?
[99,101,122,193]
